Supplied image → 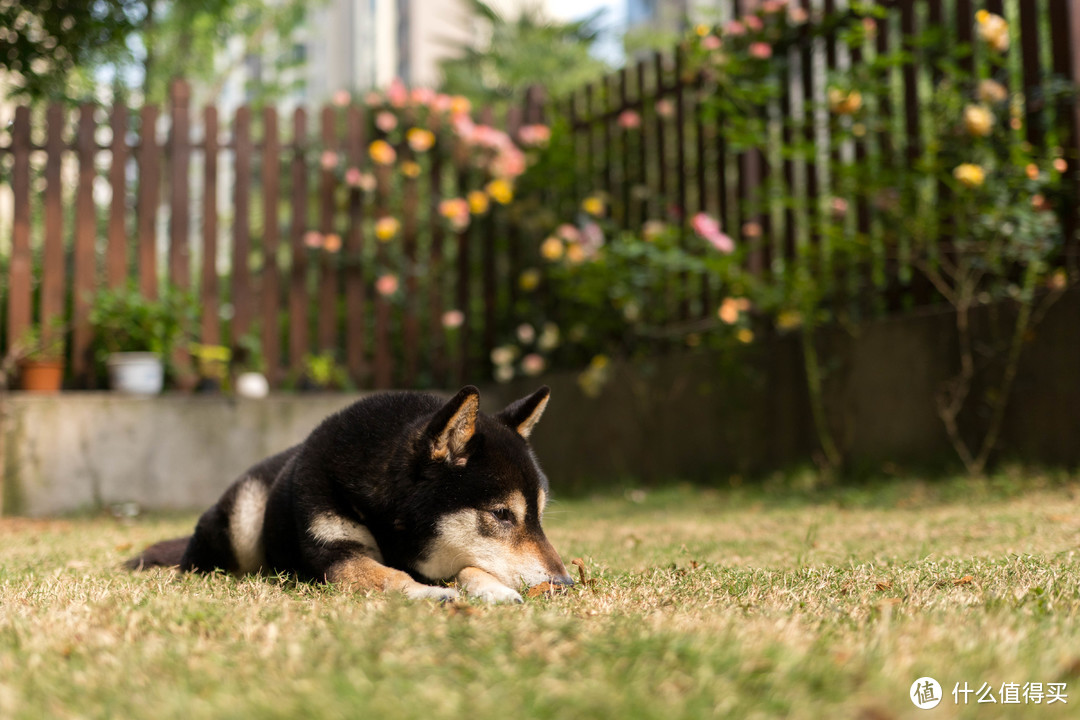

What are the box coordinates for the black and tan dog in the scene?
[128,386,573,603]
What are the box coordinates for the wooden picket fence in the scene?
[564,0,1080,318]
[0,81,546,389]
[3,0,1080,391]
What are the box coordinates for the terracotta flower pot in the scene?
[18,359,64,393]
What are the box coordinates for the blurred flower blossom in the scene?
[521,353,545,377]
[977,10,1010,52]
[963,104,994,137]
[540,236,564,261]
[692,212,734,253]
[441,309,465,329]
[369,140,396,165]
[468,190,490,215]
[374,216,401,241]
[375,274,399,296]
[407,127,435,152]
[375,111,398,133]
[953,163,986,188]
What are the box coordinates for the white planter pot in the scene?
[235,372,270,398]
[106,352,164,395]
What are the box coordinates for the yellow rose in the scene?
[406,128,435,153]
[518,268,541,292]
[963,104,994,137]
[467,190,490,215]
[374,216,401,241]
[486,179,513,205]
[828,88,862,115]
[953,163,986,188]
[581,195,605,216]
[540,236,564,261]
[565,243,586,265]
[977,79,1008,104]
[977,10,1009,52]
[368,139,396,166]
[400,160,421,178]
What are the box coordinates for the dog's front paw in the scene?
[405,583,460,602]
[469,584,524,605]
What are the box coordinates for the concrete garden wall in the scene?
[2,291,1077,516]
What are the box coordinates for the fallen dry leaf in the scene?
[571,558,587,585]
[527,582,556,598]
[875,581,892,591]
[443,602,480,617]
[953,575,974,586]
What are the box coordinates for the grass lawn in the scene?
[1,476,1079,719]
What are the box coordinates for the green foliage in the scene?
[439,0,610,109]
[0,0,140,101]
[89,283,196,360]
[507,4,1073,473]
[299,351,352,391]
[12,320,66,362]
[1,0,314,104]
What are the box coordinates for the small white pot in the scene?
[235,372,270,399]
[106,352,164,395]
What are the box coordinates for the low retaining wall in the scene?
[0,395,360,516]
[2,290,1077,516]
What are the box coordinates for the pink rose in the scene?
[618,110,642,129]
[375,274,399,296]
[702,35,722,51]
[749,42,773,59]
[375,111,398,133]
[691,212,735,254]
[387,78,408,108]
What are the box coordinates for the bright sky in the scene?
[545,0,626,64]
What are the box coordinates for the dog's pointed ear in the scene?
[427,386,480,465]
[496,386,550,440]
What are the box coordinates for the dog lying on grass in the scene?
[127,385,573,603]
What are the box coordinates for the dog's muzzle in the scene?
[551,574,575,587]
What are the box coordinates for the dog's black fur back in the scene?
[125,386,568,598]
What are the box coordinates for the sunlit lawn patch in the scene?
[1,477,1078,719]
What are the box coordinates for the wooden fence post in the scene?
[72,104,97,384]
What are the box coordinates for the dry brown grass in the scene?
[1,477,1079,719]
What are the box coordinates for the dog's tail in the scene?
[124,536,191,570]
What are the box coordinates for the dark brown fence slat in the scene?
[1018,2,1044,146]
[288,108,309,372]
[478,107,497,367]
[800,0,820,259]
[344,105,368,385]
[317,106,339,351]
[401,131,420,387]
[169,80,191,290]
[137,105,160,299]
[41,104,65,340]
[956,0,974,75]
[636,60,650,224]
[653,52,669,203]
[106,106,128,288]
[201,106,220,346]
[372,163,393,390]
[7,106,32,349]
[454,143,472,384]
[261,107,282,384]
[232,106,253,342]
[1050,0,1080,273]
[426,114,446,387]
[72,104,97,384]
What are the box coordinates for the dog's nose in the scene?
[552,574,575,587]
